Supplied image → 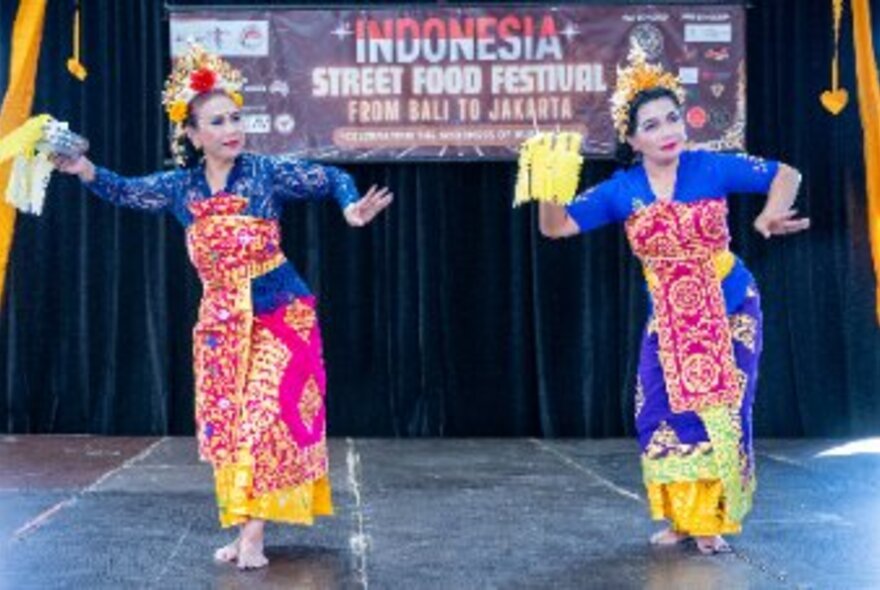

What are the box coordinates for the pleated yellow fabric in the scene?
[851,0,880,323]
[0,0,48,305]
[647,479,741,536]
[215,471,333,528]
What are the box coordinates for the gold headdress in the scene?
[610,44,685,142]
[162,43,245,166]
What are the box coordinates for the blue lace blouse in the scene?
[82,153,361,313]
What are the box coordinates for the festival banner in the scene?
[169,4,745,162]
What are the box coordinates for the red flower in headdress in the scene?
[189,68,216,93]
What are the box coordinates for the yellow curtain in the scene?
[0,0,48,306]
[852,0,880,323]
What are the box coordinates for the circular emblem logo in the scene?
[686,107,707,129]
[629,24,665,60]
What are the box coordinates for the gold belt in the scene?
[643,250,735,292]
[204,252,286,289]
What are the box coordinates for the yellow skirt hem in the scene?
[646,479,742,537]
[215,466,334,529]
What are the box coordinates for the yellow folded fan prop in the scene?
[514,131,584,207]
[0,115,89,215]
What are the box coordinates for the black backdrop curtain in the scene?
[1,0,878,437]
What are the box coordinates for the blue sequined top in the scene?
[83,153,361,313]
[565,150,781,314]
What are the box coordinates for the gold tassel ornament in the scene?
[820,0,849,114]
[67,1,87,81]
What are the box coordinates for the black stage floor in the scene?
[1,436,878,589]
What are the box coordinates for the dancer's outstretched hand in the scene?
[51,154,95,182]
[344,185,393,227]
[753,208,810,238]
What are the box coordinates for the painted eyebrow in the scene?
[206,111,241,120]
[642,110,679,124]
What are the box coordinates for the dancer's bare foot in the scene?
[237,519,269,570]
[695,535,732,555]
[213,538,239,563]
[650,527,688,546]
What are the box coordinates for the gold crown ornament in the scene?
[609,44,685,142]
[162,43,245,165]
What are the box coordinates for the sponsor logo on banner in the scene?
[239,24,266,51]
[686,106,707,129]
[705,47,730,61]
[629,23,665,59]
[170,20,270,56]
[274,114,296,134]
[709,107,732,130]
[243,114,272,134]
[684,24,732,43]
[678,67,699,85]
[701,70,733,82]
[269,80,291,97]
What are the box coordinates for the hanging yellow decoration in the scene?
[0,0,49,305]
[67,1,87,81]
[851,0,880,323]
[820,0,848,114]
[514,131,584,207]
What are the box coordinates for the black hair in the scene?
[614,87,682,166]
